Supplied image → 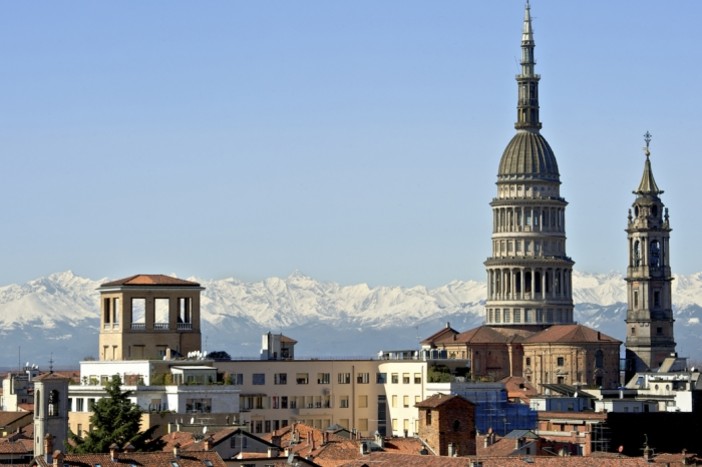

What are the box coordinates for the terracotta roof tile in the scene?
[34,450,226,467]
[420,324,460,345]
[523,324,621,345]
[100,274,201,287]
[415,393,473,409]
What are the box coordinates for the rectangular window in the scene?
[357,373,369,384]
[402,373,410,384]
[340,396,349,408]
[358,419,368,432]
[557,357,564,366]
[317,373,330,384]
[526,357,531,366]
[154,298,169,329]
[131,298,146,328]
[415,395,421,405]
[392,395,397,408]
[296,373,309,384]
[513,309,521,323]
[414,373,421,384]
[274,373,287,385]
[338,373,351,384]
[392,419,398,430]
[178,297,192,326]
[403,395,409,408]
[376,373,387,384]
[229,373,243,385]
[76,399,84,412]
[391,373,399,384]
[253,373,265,385]
[281,396,288,409]
[358,395,368,408]
[654,290,661,307]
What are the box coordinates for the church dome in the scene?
[498,130,560,182]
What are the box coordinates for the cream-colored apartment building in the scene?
[214,358,427,438]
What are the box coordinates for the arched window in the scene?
[650,241,661,267]
[48,390,59,417]
[595,350,604,370]
[634,240,641,267]
[453,420,461,432]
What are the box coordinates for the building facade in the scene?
[98,274,204,361]
[625,133,676,381]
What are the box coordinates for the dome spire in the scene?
[635,131,663,195]
[515,0,541,131]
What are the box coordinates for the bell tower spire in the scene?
[625,132,676,382]
[515,1,542,131]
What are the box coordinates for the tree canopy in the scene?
[70,375,156,453]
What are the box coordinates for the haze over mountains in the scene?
[2,270,702,369]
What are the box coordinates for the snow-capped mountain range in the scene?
[2,270,702,369]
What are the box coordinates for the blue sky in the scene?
[0,1,700,288]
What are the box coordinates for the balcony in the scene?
[131,323,146,330]
[177,323,193,330]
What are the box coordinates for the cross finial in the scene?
[643,131,652,158]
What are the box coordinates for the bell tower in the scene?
[625,132,676,382]
[33,372,69,459]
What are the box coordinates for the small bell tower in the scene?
[625,132,676,382]
[33,372,69,460]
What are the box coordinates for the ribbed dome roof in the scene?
[498,130,560,182]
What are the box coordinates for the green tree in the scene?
[70,375,155,453]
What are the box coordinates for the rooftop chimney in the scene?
[109,443,119,462]
[52,450,64,467]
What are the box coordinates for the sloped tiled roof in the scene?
[501,376,538,401]
[33,450,226,467]
[415,393,473,409]
[523,324,620,345]
[420,324,460,346]
[0,411,33,428]
[454,325,535,345]
[338,452,659,466]
[100,274,201,287]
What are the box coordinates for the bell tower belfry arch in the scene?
[625,132,676,382]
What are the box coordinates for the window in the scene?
[229,373,243,385]
[271,396,279,409]
[402,373,410,384]
[76,398,84,412]
[253,373,265,385]
[426,411,432,426]
[274,373,287,385]
[358,419,368,431]
[338,373,351,384]
[281,396,288,409]
[634,291,639,308]
[392,419,398,430]
[154,298,169,329]
[595,350,604,369]
[357,373,369,384]
[403,396,409,408]
[376,373,387,384]
[358,395,368,408]
[317,373,330,384]
[340,396,349,408]
[185,398,212,413]
[525,357,531,366]
[392,395,397,408]
[657,327,663,336]
[414,373,421,384]
[130,298,146,329]
[296,373,309,384]
[513,309,521,323]
[557,357,564,366]
[391,373,399,384]
[654,290,661,307]
[415,395,421,405]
